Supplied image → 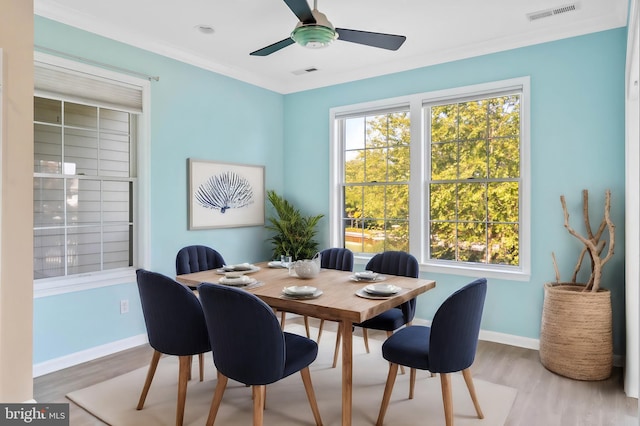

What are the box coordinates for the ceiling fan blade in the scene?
[335,28,406,51]
[283,0,316,24]
[250,38,296,56]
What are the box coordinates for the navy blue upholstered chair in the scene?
[316,248,354,342]
[135,269,211,426]
[198,282,323,426]
[376,278,488,426]
[279,248,354,339]
[332,251,419,368]
[176,245,226,290]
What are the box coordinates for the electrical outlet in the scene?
[120,299,129,314]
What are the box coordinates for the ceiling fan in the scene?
[250,0,406,56]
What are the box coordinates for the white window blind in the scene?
[34,62,143,113]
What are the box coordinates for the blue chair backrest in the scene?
[320,248,354,272]
[176,245,226,275]
[136,269,210,356]
[365,251,419,321]
[198,283,286,385]
[428,278,488,373]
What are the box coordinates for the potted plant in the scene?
[539,189,615,380]
[265,190,324,261]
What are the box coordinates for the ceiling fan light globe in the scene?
[291,24,337,49]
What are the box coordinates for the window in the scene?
[340,108,410,253]
[331,78,530,279]
[33,52,150,295]
[34,98,135,278]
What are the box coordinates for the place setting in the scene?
[218,271,263,289]
[281,285,323,300]
[215,262,261,274]
[348,270,386,282]
[355,283,402,300]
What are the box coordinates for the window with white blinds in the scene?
[33,56,145,284]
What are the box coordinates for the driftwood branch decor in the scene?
[551,189,615,292]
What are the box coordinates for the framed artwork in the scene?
[188,158,265,229]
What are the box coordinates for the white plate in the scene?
[219,276,257,286]
[364,283,400,295]
[216,264,260,274]
[283,285,317,296]
[348,274,386,282]
[268,261,286,268]
[282,289,323,299]
[355,288,396,300]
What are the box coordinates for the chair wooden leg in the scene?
[317,319,325,343]
[304,315,311,338]
[188,355,193,381]
[462,368,484,419]
[176,356,191,426]
[439,373,454,426]
[363,328,370,353]
[300,367,323,426]
[252,385,266,426]
[332,323,342,368]
[206,374,228,426]
[137,350,162,410]
[409,368,416,399]
[376,362,399,426]
[199,353,205,382]
[280,311,286,329]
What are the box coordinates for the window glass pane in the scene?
[386,185,409,220]
[34,177,64,227]
[34,98,61,124]
[344,219,364,253]
[34,228,65,279]
[459,140,487,179]
[431,141,457,180]
[65,102,97,128]
[457,221,487,262]
[362,219,385,253]
[345,150,364,183]
[345,117,365,150]
[67,226,101,275]
[458,182,486,222]
[103,181,131,223]
[488,182,519,223]
[489,137,520,178]
[365,148,387,182]
[488,223,519,265]
[67,179,101,225]
[103,224,132,269]
[430,183,456,221]
[34,124,62,173]
[100,132,130,177]
[100,108,129,133]
[65,128,98,176]
[430,221,455,260]
[386,220,409,252]
[363,185,385,219]
[388,145,410,182]
[489,95,520,137]
[431,104,457,142]
[459,100,488,140]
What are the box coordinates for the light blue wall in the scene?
[283,28,627,355]
[33,15,628,364]
[33,17,285,364]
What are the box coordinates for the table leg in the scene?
[341,320,353,426]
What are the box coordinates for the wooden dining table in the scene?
[176,261,436,426]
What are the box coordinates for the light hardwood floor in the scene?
[34,319,638,426]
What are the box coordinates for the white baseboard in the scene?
[33,334,148,378]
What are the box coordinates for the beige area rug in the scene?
[67,324,516,425]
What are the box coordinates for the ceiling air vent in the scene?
[527,3,578,21]
[292,67,319,76]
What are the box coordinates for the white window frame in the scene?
[33,52,151,297]
[330,77,530,281]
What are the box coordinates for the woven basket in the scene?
[539,282,613,381]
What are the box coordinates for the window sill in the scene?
[34,268,137,298]
[354,256,530,282]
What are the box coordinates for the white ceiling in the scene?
[34,0,628,94]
